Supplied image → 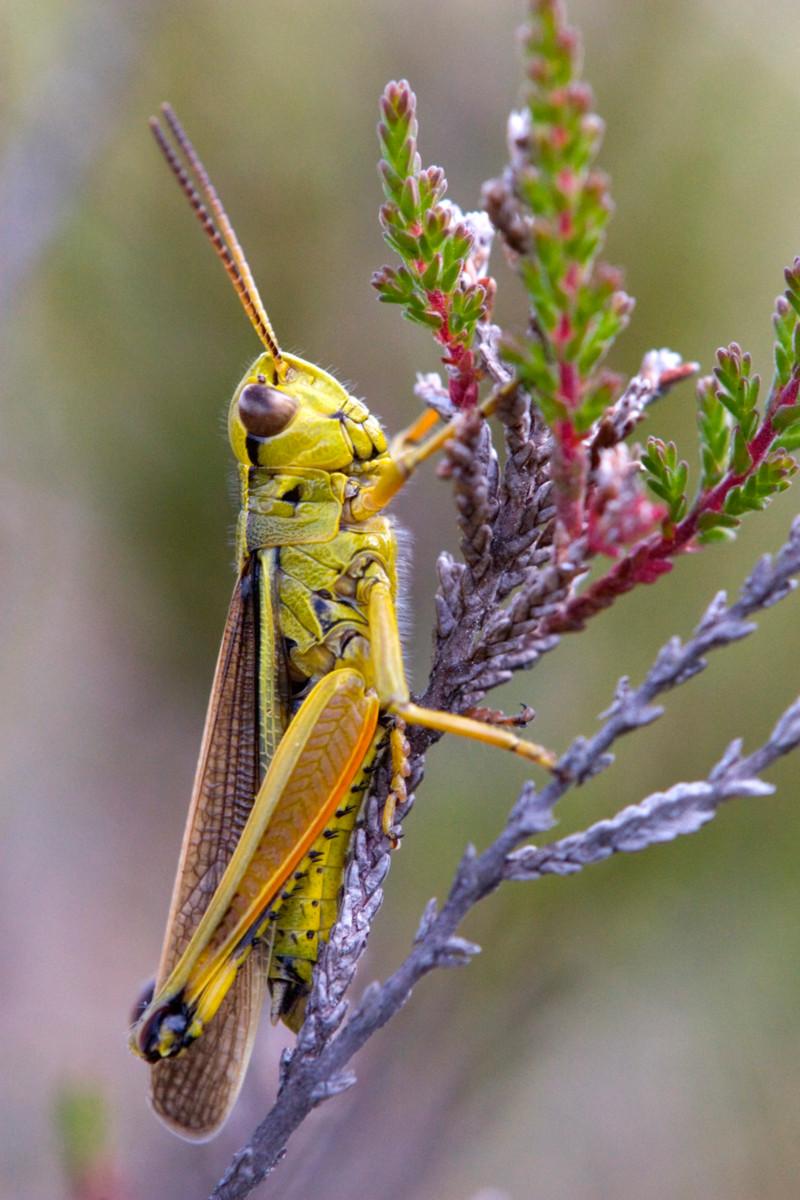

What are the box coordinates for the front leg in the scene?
[389,406,441,457]
[350,386,507,520]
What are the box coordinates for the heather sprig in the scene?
[772,258,800,399]
[549,313,800,632]
[372,3,800,634]
[639,329,800,548]
[372,80,492,409]
[372,1,800,626]
[640,439,688,527]
[487,0,633,539]
[696,375,731,490]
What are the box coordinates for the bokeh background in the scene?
[2,1,800,1197]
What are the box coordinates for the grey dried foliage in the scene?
[209,374,800,1199]
[428,328,567,712]
[506,701,800,881]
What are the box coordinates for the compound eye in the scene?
[238,383,298,437]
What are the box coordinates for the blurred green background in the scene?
[2,1,800,1197]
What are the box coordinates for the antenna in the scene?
[149,104,283,366]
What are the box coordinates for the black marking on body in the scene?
[311,592,334,626]
[275,959,305,986]
[337,629,361,654]
[137,991,195,1062]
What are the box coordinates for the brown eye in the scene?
[238,383,298,437]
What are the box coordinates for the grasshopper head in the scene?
[148,106,386,475]
[229,352,386,472]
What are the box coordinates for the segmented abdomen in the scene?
[267,726,388,1031]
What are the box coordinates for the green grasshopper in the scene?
[129,104,555,1140]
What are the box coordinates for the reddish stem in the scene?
[552,419,587,542]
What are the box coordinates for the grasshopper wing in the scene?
[145,559,380,1139]
[150,944,270,1139]
[148,558,283,1139]
[147,667,380,1137]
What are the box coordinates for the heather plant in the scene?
[209,3,800,1197]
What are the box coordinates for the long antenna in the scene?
[149,104,283,366]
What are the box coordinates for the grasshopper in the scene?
[129,104,555,1140]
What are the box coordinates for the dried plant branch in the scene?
[210,519,800,1200]
[506,700,800,881]
[203,4,800,1194]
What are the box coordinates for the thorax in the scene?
[240,464,398,689]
